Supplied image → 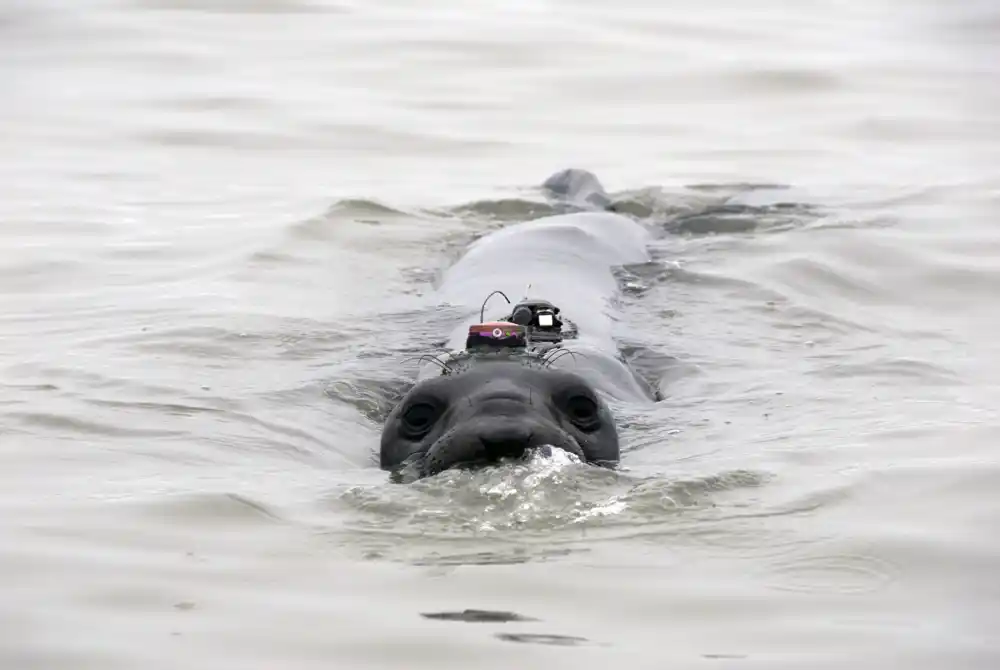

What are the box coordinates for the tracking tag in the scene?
[465,321,527,351]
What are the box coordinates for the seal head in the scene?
[380,359,619,477]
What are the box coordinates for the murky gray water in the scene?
[2,1,998,668]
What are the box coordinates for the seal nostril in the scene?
[479,427,534,461]
[479,439,529,460]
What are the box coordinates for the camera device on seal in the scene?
[464,321,528,352]
[464,291,571,352]
[507,299,564,342]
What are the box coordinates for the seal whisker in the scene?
[543,348,581,369]
[402,353,454,375]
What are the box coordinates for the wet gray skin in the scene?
[380,168,654,478]
[380,359,620,477]
[541,167,614,210]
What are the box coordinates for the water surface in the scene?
[2,1,998,668]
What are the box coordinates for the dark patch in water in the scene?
[411,546,578,567]
[606,198,656,218]
[618,261,766,294]
[687,182,791,193]
[287,199,410,241]
[495,633,595,646]
[324,198,407,217]
[421,609,539,623]
[438,198,567,223]
[670,211,761,235]
[666,201,823,235]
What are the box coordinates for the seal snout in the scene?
[479,423,535,460]
[422,412,579,477]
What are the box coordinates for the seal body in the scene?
[542,168,614,210]
[436,210,650,352]
[380,170,653,477]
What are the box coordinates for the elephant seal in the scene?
[380,169,654,478]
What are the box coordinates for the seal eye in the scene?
[565,394,600,432]
[400,401,440,440]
